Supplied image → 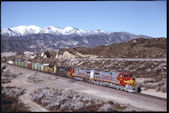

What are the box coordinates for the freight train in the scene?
[7,59,140,93]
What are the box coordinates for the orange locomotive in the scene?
[68,68,139,92]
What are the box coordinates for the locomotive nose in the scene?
[129,77,136,85]
[130,77,135,80]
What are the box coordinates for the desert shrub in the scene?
[1,72,17,84]
[160,85,166,93]
[30,88,129,112]
[1,86,25,98]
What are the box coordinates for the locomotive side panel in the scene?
[100,72,111,81]
[93,70,102,79]
[74,68,90,79]
[93,71,120,84]
[110,72,120,83]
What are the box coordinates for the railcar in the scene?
[45,64,57,74]
[27,62,32,69]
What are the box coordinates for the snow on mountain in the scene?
[85,30,107,35]
[40,26,63,35]
[2,25,41,36]
[1,25,109,36]
[64,26,75,31]
[2,28,18,36]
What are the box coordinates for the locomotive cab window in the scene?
[119,75,123,78]
[124,75,128,77]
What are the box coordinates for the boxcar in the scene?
[27,62,32,69]
[19,62,22,67]
[32,63,36,70]
[21,62,24,67]
[38,64,41,71]
[34,63,39,70]
[23,62,27,68]
[41,64,49,72]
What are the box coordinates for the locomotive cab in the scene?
[124,74,136,86]
[118,73,136,86]
[118,73,138,92]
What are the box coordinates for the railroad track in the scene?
[6,64,167,101]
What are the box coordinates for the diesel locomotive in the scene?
[67,68,138,92]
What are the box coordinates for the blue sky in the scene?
[1,1,166,37]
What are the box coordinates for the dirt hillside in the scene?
[58,37,166,58]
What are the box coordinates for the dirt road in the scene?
[2,64,167,111]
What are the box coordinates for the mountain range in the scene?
[1,25,153,54]
[2,25,109,36]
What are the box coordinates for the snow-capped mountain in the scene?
[1,25,153,54]
[2,25,41,36]
[2,25,108,36]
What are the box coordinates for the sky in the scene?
[1,1,166,37]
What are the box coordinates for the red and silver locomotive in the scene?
[68,68,139,92]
